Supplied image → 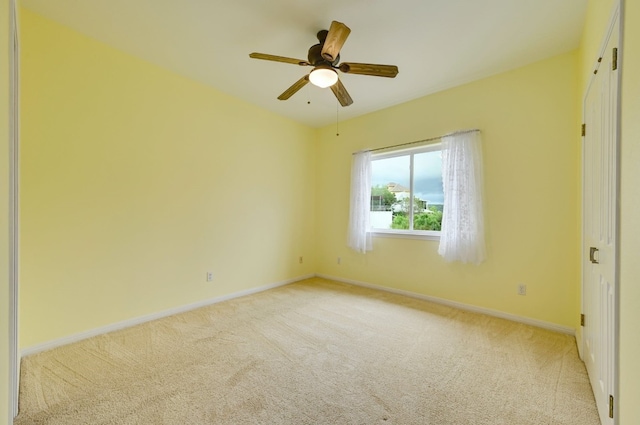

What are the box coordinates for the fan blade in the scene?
[321,21,351,62]
[339,62,399,78]
[250,52,310,66]
[277,75,310,100]
[330,78,353,107]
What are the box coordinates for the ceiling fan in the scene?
[249,21,399,107]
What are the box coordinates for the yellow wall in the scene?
[1,1,12,423]
[19,9,317,348]
[316,51,580,328]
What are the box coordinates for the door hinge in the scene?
[612,48,618,71]
[609,394,614,418]
[581,123,586,137]
[580,314,585,326]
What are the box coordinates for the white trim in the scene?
[21,274,313,357]
[9,0,20,419]
[612,4,622,424]
[371,142,442,159]
[371,230,440,241]
[614,3,623,422]
[317,273,575,336]
[21,271,576,358]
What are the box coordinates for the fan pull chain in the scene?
[336,100,340,136]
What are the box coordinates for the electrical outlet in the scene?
[337,257,341,265]
[206,272,214,282]
[299,256,303,264]
[518,283,527,296]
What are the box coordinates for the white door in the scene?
[582,11,619,425]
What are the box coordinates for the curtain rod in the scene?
[353,129,480,155]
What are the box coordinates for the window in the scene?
[348,130,484,261]
[370,144,443,238]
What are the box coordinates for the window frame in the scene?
[370,143,442,241]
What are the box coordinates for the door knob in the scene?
[589,247,599,264]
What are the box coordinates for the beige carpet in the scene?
[16,277,600,424]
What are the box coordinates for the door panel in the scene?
[582,15,618,425]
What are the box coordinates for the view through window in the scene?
[370,145,443,233]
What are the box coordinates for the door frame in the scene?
[9,0,20,419]
[580,1,622,422]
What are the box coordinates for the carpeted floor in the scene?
[16,277,600,424]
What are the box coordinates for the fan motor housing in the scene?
[308,43,339,67]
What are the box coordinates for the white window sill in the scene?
[371,229,441,241]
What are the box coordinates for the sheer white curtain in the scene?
[438,131,486,264]
[347,151,373,253]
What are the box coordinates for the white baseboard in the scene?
[316,273,575,336]
[22,272,574,357]
[21,274,314,357]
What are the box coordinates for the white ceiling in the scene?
[20,0,587,128]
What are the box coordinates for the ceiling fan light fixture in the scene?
[249,20,398,106]
[309,67,338,88]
